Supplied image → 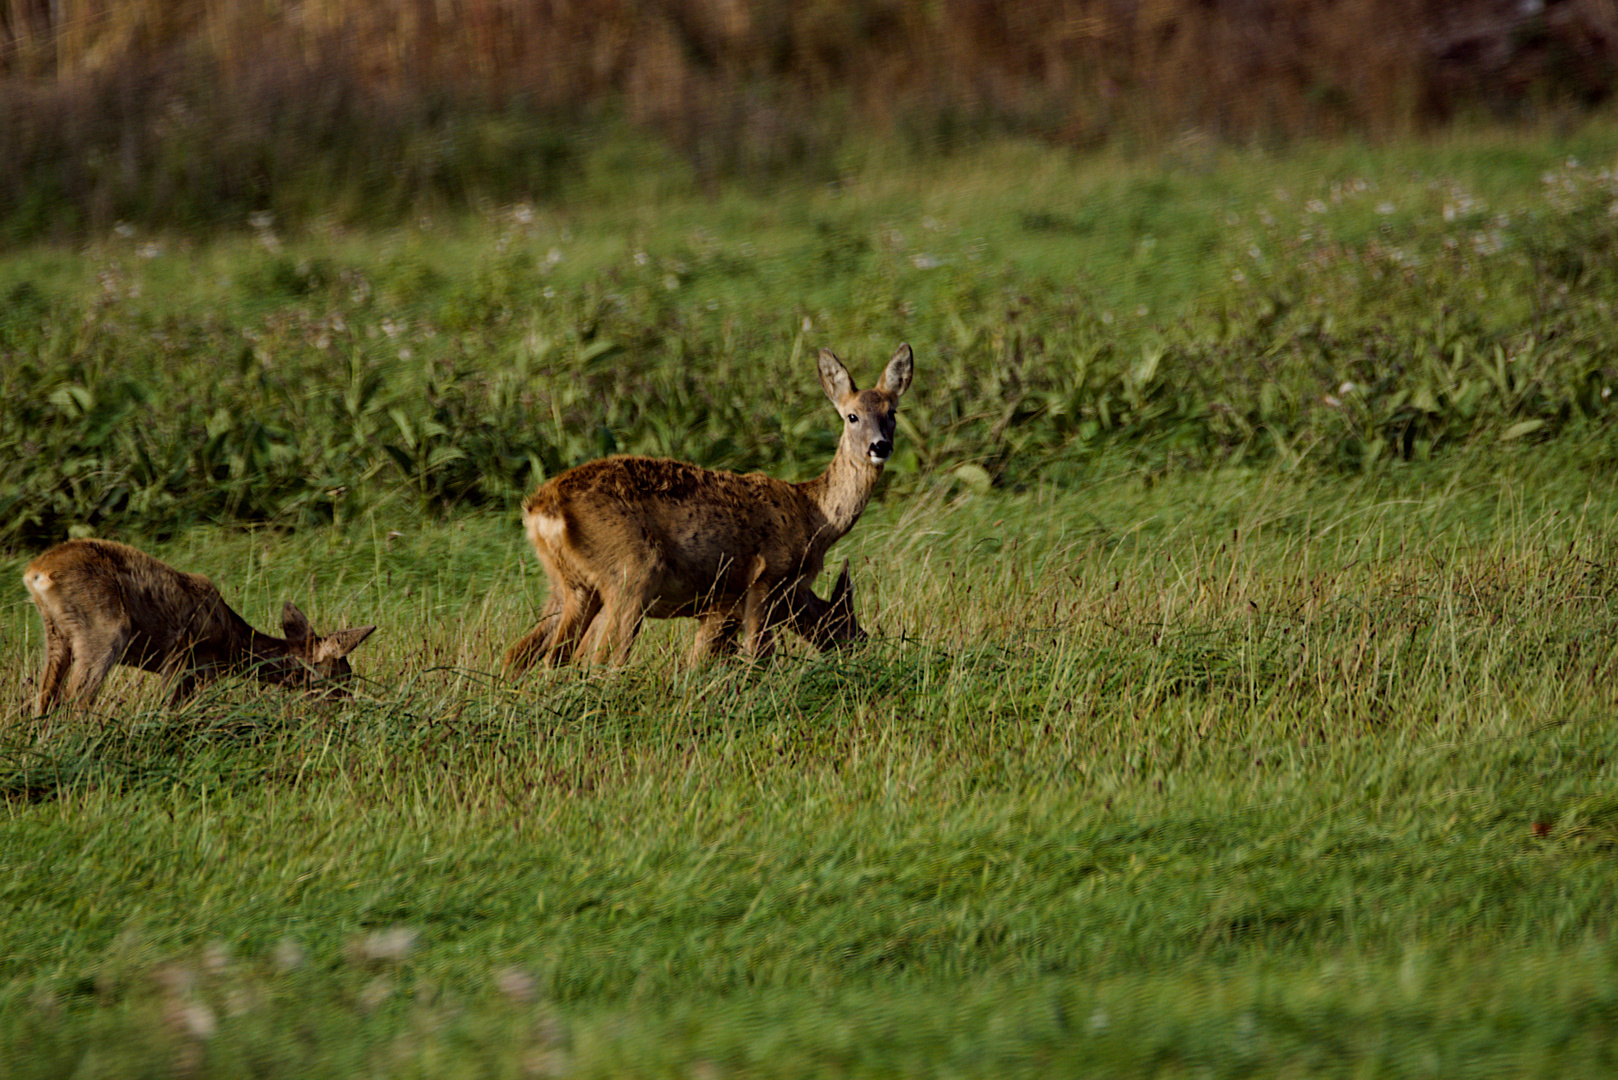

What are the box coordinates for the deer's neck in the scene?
[173,599,262,671]
[798,445,881,552]
[212,605,285,672]
[246,629,290,665]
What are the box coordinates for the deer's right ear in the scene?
[282,602,314,642]
[313,625,377,662]
[818,348,856,404]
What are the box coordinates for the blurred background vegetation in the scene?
[9,13,1618,1067]
[3,0,1617,238]
[4,1,1618,552]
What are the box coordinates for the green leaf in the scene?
[383,444,415,474]
[952,462,993,494]
[48,385,93,416]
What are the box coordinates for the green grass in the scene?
[6,123,1618,548]
[5,451,1618,1075]
[5,127,1618,1074]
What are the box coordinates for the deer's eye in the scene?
[847,413,858,423]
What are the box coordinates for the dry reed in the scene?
[1,1,1615,235]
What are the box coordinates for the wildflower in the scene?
[358,977,393,1012]
[348,925,419,963]
[496,967,537,1003]
[166,1001,216,1040]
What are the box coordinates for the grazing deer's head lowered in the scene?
[24,539,376,713]
[505,343,913,670]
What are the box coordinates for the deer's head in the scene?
[800,561,866,651]
[818,343,914,468]
[272,602,377,696]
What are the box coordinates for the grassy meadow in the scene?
[5,126,1618,1075]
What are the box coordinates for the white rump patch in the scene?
[526,511,567,548]
[21,569,51,598]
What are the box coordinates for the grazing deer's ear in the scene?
[831,560,854,606]
[312,625,377,662]
[877,343,913,398]
[818,348,856,404]
[282,602,314,642]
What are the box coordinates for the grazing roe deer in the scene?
[504,343,913,669]
[23,539,376,712]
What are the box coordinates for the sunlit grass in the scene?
[6,128,1618,1074]
[4,446,1618,1074]
[15,127,1618,542]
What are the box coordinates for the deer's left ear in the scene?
[878,343,913,398]
[830,560,854,607]
[282,602,314,642]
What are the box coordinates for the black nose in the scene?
[870,439,892,459]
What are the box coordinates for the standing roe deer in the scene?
[504,343,914,669]
[23,538,376,712]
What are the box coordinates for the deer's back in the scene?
[524,456,829,607]
[24,539,238,667]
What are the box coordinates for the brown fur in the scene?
[23,539,376,712]
[505,343,914,669]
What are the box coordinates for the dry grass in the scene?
[7,0,1615,132]
[3,2,1618,238]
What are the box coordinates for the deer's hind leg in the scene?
[506,586,602,672]
[584,556,668,667]
[505,592,565,674]
[60,623,131,709]
[583,592,645,667]
[545,586,602,667]
[33,611,73,714]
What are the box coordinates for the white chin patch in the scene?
[867,451,889,466]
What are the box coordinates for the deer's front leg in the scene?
[166,671,201,706]
[690,614,742,666]
[741,577,781,661]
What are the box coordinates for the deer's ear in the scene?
[818,348,856,404]
[830,560,854,606]
[877,343,914,398]
[313,625,376,662]
[282,602,314,642]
